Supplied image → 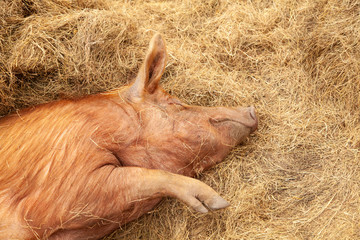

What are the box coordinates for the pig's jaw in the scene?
[208,119,251,147]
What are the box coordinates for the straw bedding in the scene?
[1,0,359,239]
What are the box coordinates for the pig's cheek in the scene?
[212,122,233,137]
[212,122,248,145]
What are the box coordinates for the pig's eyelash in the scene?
[168,101,186,111]
[167,97,184,105]
[169,102,182,106]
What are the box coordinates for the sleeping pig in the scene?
[0,34,258,239]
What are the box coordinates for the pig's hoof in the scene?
[182,192,230,213]
[192,194,230,213]
[175,176,230,213]
[204,195,230,210]
[193,201,209,213]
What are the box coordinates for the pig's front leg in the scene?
[107,166,230,214]
[46,166,230,239]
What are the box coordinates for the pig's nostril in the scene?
[248,106,258,132]
[249,106,256,121]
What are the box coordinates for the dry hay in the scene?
[1,0,360,239]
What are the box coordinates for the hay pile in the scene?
[1,0,360,239]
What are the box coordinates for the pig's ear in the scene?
[130,34,167,99]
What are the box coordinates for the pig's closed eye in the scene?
[168,99,186,110]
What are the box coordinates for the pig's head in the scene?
[120,34,258,175]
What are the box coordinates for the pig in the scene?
[0,34,258,240]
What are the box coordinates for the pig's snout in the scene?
[209,106,258,133]
[248,106,258,132]
[249,106,256,121]
[236,106,258,133]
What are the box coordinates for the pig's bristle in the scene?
[1,0,360,239]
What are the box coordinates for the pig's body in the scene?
[0,34,258,239]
